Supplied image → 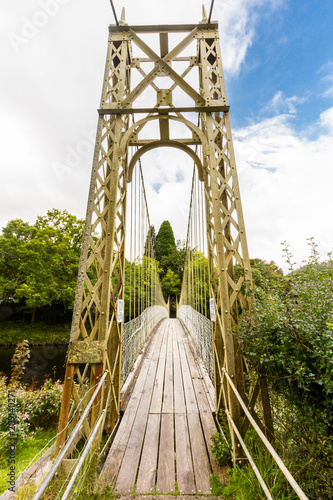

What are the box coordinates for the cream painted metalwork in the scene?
[56,15,270,465]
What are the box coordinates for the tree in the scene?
[0,209,84,323]
[144,225,156,257]
[155,221,176,263]
[161,269,181,300]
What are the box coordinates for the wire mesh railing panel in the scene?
[121,305,168,386]
[178,305,213,381]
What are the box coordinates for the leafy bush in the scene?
[237,240,333,498]
[0,377,62,449]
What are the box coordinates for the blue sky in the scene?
[229,1,333,130]
[1,0,333,270]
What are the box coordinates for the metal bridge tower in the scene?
[56,9,272,462]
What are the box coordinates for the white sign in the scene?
[209,298,216,322]
[117,299,124,323]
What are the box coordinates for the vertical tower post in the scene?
[197,26,253,460]
[56,27,132,453]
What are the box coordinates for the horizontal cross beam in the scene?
[98,106,230,115]
[109,23,218,33]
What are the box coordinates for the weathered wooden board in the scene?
[114,358,158,493]
[98,356,151,486]
[178,338,199,414]
[175,413,195,494]
[156,413,175,493]
[135,413,161,493]
[162,324,174,413]
[149,325,168,413]
[99,319,217,495]
[187,413,212,494]
[99,326,162,487]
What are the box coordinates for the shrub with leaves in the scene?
[0,377,62,449]
[238,240,333,498]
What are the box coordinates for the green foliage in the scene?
[223,432,294,500]
[0,320,70,344]
[0,427,55,495]
[0,377,62,450]
[10,340,30,385]
[237,239,333,498]
[241,241,333,415]
[209,473,225,496]
[183,250,210,311]
[211,431,231,466]
[161,269,181,298]
[0,209,84,322]
[144,225,156,256]
[153,221,186,301]
[155,220,176,263]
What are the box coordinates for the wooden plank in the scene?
[99,324,163,488]
[135,413,161,493]
[150,324,168,413]
[162,322,174,413]
[173,332,186,413]
[146,318,166,360]
[183,340,211,413]
[175,413,195,494]
[99,356,151,486]
[177,336,199,414]
[114,358,158,493]
[187,413,212,494]
[156,413,175,493]
[200,411,228,484]
[182,330,227,483]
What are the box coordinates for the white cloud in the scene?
[320,107,333,130]
[319,62,333,98]
[216,0,285,75]
[2,0,332,275]
[234,106,333,270]
[262,90,307,116]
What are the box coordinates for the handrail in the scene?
[32,371,108,500]
[226,410,273,500]
[61,410,106,499]
[222,368,309,500]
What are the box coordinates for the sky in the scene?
[1,0,333,271]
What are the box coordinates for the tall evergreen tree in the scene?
[155,221,176,263]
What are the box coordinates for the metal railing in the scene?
[19,373,108,500]
[222,368,309,500]
[177,305,213,381]
[121,305,168,386]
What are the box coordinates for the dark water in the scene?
[0,345,68,386]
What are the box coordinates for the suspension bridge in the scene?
[8,4,311,500]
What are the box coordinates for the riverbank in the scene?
[0,321,70,346]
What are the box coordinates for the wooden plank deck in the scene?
[99,318,223,495]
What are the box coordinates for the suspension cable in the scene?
[208,0,215,23]
[109,0,119,25]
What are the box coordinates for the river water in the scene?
[0,345,67,386]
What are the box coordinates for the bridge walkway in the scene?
[99,318,224,495]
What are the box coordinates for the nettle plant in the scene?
[10,340,30,386]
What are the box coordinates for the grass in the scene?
[0,428,56,495]
[0,320,70,345]
[210,472,225,496]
